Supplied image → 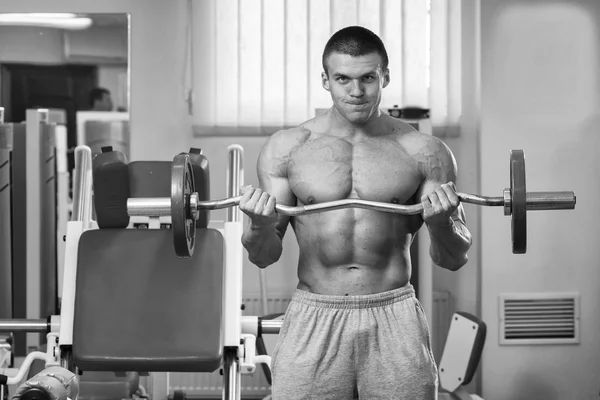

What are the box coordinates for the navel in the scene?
[391,197,400,204]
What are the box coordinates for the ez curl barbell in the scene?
[126,150,576,258]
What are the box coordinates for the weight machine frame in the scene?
[1,143,279,400]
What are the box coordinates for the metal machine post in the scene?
[223,145,244,400]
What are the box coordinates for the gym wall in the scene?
[480,0,599,399]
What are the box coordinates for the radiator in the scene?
[168,292,453,398]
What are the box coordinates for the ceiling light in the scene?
[0,13,92,30]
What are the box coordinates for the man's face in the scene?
[95,93,113,111]
[322,51,389,125]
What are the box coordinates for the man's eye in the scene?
[337,77,348,82]
[363,76,375,82]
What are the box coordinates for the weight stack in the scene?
[0,121,14,322]
[0,117,12,395]
[39,122,58,322]
[9,110,60,354]
[2,120,27,355]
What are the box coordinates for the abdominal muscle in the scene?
[292,208,420,295]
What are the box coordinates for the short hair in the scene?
[322,26,389,75]
[89,87,110,107]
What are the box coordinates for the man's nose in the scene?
[348,80,364,97]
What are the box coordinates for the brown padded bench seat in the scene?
[73,228,224,372]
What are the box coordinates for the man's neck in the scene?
[327,107,387,139]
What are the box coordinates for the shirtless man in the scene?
[240,26,472,399]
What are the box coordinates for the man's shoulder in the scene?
[266,122,314,151]
[386,116,436,146]
[260,124,312,163]
[271,125,311,143]
[392,123,450,157]
[387,116,419,135]
[390,123,456,174]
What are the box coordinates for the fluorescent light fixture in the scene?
[0,13,93,30]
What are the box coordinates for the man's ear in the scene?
[382,68,390,88]
[321,71,331,91]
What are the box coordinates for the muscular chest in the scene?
[288,136,422,205]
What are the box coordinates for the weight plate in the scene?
[171,154,196,258]
[510,150,527,254]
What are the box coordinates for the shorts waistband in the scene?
[291,284,415,309]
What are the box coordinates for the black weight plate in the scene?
[511,150,527,254]
[171,154,196,258]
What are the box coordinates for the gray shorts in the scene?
[271,284,438,400]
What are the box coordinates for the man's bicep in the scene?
[415,137,467,224]
[257,145,296,237]
[258,172,296,204]
[259,173,295,237]
[415,164,457,203]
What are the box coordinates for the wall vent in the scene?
[499,292,579,345]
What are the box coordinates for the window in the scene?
[191,0,459,134]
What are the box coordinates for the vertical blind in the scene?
[192,0,460,132]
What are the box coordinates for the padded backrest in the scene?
[72,228,224,372]
[92,147,129,229]
[127,161,171,198]
[78,148,222,372]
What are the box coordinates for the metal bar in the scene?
[126,190,577,218]
[0,107,4,124]
[0,319,47,332]
[459,193,504,206]
[128,195,426,216]
[70,146,93,222]
[226,145,244,223]
[222,347,240,400]
[139,193,503,215]
[261,319,283,334]
[127,198,171,216]
[55,126,69,302]
[526,191,576,211]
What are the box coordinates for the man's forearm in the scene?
[241,224,283,269]
[427,218,472,271]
